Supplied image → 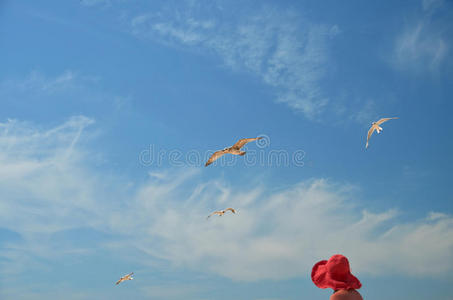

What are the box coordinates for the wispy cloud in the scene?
[0,116,109,297]
[1,117,452,285]
[0,70,131,117]
[129,3,339,119]
[395,23,447,69]
[352,99,377,124]
[0,70,104,99]
[422,0,444,11]
[140,283,204,299]
[125,176,453,281]
[392,0,452,72]
[1,70,78,94]
[0,287,103,300]
[80,0,111,7]
[0,116,97,236]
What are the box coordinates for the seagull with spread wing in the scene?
[116,272,134,285]
[205,137,263,167]
[207,208,237,219]
[366,117,398,149]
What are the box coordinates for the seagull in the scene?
[366,117,398,149]
[205,137,263,167]
[116,272,134,285]
[207,208,237,219]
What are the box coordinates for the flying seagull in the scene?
[366,117,398,149]
[207,208,237,219]
[116,272,134,285]
[205,137,263,167]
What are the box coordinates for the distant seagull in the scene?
[366,117,398,149]
[205,137,263,167]
[207,208,237,219]
[116,272,134,285]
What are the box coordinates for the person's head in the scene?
[311,254,361,291]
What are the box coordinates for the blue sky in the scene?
[0,0,452,299]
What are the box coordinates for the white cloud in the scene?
[125,176,453,281]
[0,70,103,97]
[395,23,447,69]
[0,116,98,238]
[152,22,205,44]
[422,0,444,11]
[426,211,449,221]
[130,5,339,119]
[140,284,203,299]
[80,0,111,7]
[392,0,451,72]
[1,117,452,284]
[0,70,131,117]
[0,285,110,300]
[352,99,377,124]
[1,70,77,94]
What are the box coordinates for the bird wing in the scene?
[366,126,375,149]
[207,211,221,219]
[116,272,133,284]
[232,137,262,150]
[225,208,236,214]
[375,117,398,126]
[205,149,228,167]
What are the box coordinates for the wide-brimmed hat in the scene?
[311,254,361,290]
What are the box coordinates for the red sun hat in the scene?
[311,254,362,290]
